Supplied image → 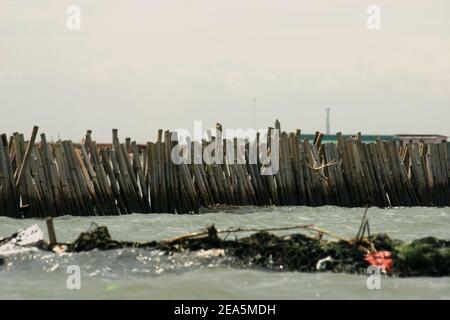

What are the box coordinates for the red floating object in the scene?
[365,251,393,273]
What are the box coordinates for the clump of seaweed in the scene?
[64,224,450,277]
[2,222,449,277]
[66,223,158,252]
[394,237,450,277]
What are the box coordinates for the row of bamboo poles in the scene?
[0,122,449,218]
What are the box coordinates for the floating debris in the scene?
[1,224,449,277]
[0,224,44,256]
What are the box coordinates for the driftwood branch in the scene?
[162,224,349,244]
[304,159,337,181]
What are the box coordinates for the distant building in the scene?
[299,133,448,145]
[300,134,395,144]
[394,134,448,146]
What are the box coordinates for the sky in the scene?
[1,0,449,143]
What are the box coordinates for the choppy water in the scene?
[1,206,450,299]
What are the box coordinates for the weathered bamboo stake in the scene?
[303,140,325,206]
[132,141,151,212]
[79,131,109,215]
[2,135,18,213]
[205,163,221,204]
[429,144,440,205]
[384,141,405,205]
[125,137,131,153]
[322,144,339,205]
[288,131,307,205]
[214,124,235,205]
[41,133,61,216]
[0,135,19,217]
[99,148,127,214]
[12,134,28,211]
[62,141,88,216]
[447,143,450,200]
[188,139,212,207]
[156,130,168,212]
[61,141,84,216]
[280,132,297,204]
[46,217,57,244]
[409,143,430,205]
[310,143,329,204]
[199,136,220,204]
[328,143,345,205]
[232,138,248,205]
[173,131,189,212]
[54,142,79,215]
[254,132,270,205]
[162,131,175,213]
[49,142,66,212]
[314,131,324,149]
[274,127,288,204]
[388,141,415,206]
[336,133,354,206]
[30,146,49,216]
[330,142,349,206]
[245,137,265,206]
[15,126,39,190]
[89,141,114,213]
[112,129,140,212]
[366,142,387,206]
[16,134,40,217]
[212,162,227,204]
[297,139,313,205]
[95,145,119,214]
[69,141,96,215]
[173,143,190,214]
[147,142,160,212]
[398,145,420,206]
[235,139,255,205]
[222,139,237,205]
[376,140,398,206]
[179,155,199,213]
[225,138,239,204]
[373,140,393,207]
[75,147,102,215]
[353,140,375,205]
[0,139,12,217]
[195,140,215,204]
[439,142,450,205]
[120,143,145,212]
[347,139,367,206]
[108,148,132,213]
[366,143,389,207]
[356,142,375,204]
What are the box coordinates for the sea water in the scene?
[1,206,449,299]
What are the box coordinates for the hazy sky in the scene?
[1,0,449,143]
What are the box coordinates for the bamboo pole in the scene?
[15,126,39,190]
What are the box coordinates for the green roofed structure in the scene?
[299,134,396,144]
[299,133,448,144]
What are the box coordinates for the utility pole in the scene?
[325,108,331,135]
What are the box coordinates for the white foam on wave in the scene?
[0,224,43,256]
